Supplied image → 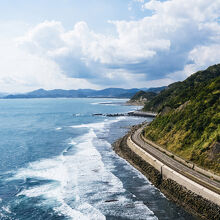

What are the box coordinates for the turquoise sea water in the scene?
[0,98,196,219]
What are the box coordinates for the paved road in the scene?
[131,127,220,194]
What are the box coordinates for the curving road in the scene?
[131,127,220,194]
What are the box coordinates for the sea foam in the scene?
[8,117,156,219]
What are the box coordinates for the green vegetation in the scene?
[127,90,157,105]
[130,90,157,101]
[143,64,220,174]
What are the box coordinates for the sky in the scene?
[0,0,220,93]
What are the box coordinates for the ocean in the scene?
[0,98,196,220]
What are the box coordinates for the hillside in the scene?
[143,64,220,174]
[4,88,141,99]
[3,86,166,99]
[127,90,157,105]
[143,86,167,94]
[144,64,220,112]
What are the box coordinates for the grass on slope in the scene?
[144,66,220,174]
[144,64,220,112]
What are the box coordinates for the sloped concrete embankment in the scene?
[141,135,220,182]
[113,128,220,220]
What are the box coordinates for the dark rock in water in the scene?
[105,199,118,203]
[106,113,127,117]
[92,111,156,117]
[92,113,103,116]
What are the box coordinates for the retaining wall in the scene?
[141,135,220,182]
[127,136,220,206]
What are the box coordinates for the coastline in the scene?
[112,124,220,220]
[124,101,144,106]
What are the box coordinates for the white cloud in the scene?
[16,18,172,86]
[1,0,220,93]
[143,0,220,22]
[0,39,98,93]
[134,0,145,3]
[17,21,65,55]
[20,1,220,78]
[15,19,172,89]
[170,44,220,79]
[141,0,220,78]
[19,20,168,65]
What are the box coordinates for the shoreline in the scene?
[112,124,220,220]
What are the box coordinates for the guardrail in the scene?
[140,134,220,182]
[130,133,220,195]
[127,135,220,206]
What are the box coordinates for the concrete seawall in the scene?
[141,135,220,182]
[113,129,220,219]
[127,136,220,206]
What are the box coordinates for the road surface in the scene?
[131,127,220,194]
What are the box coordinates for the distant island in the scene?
[2,87,166,99]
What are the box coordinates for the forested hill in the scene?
[126,90,157,105]
[144,64,220,174]
[144,64,220,113]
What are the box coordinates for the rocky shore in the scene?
[92,111,157,117]
[113,125,220,220]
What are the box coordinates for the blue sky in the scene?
[0,0,220,93]
[0,0,148,32]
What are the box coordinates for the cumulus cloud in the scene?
[0,39,98,93]
[19,1,220,84]
[169,44,220,80]
[18,20,168,66]
[17,19,171,86]
[1,0,220,92]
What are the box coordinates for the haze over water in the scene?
[0,98,196,219]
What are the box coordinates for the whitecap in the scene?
[2,205,12,214]
[70,117,124,130]
[8,129,107,219]
[68,139,76,145]
[8,116,156,219]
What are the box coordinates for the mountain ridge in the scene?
[3,87,166,99]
